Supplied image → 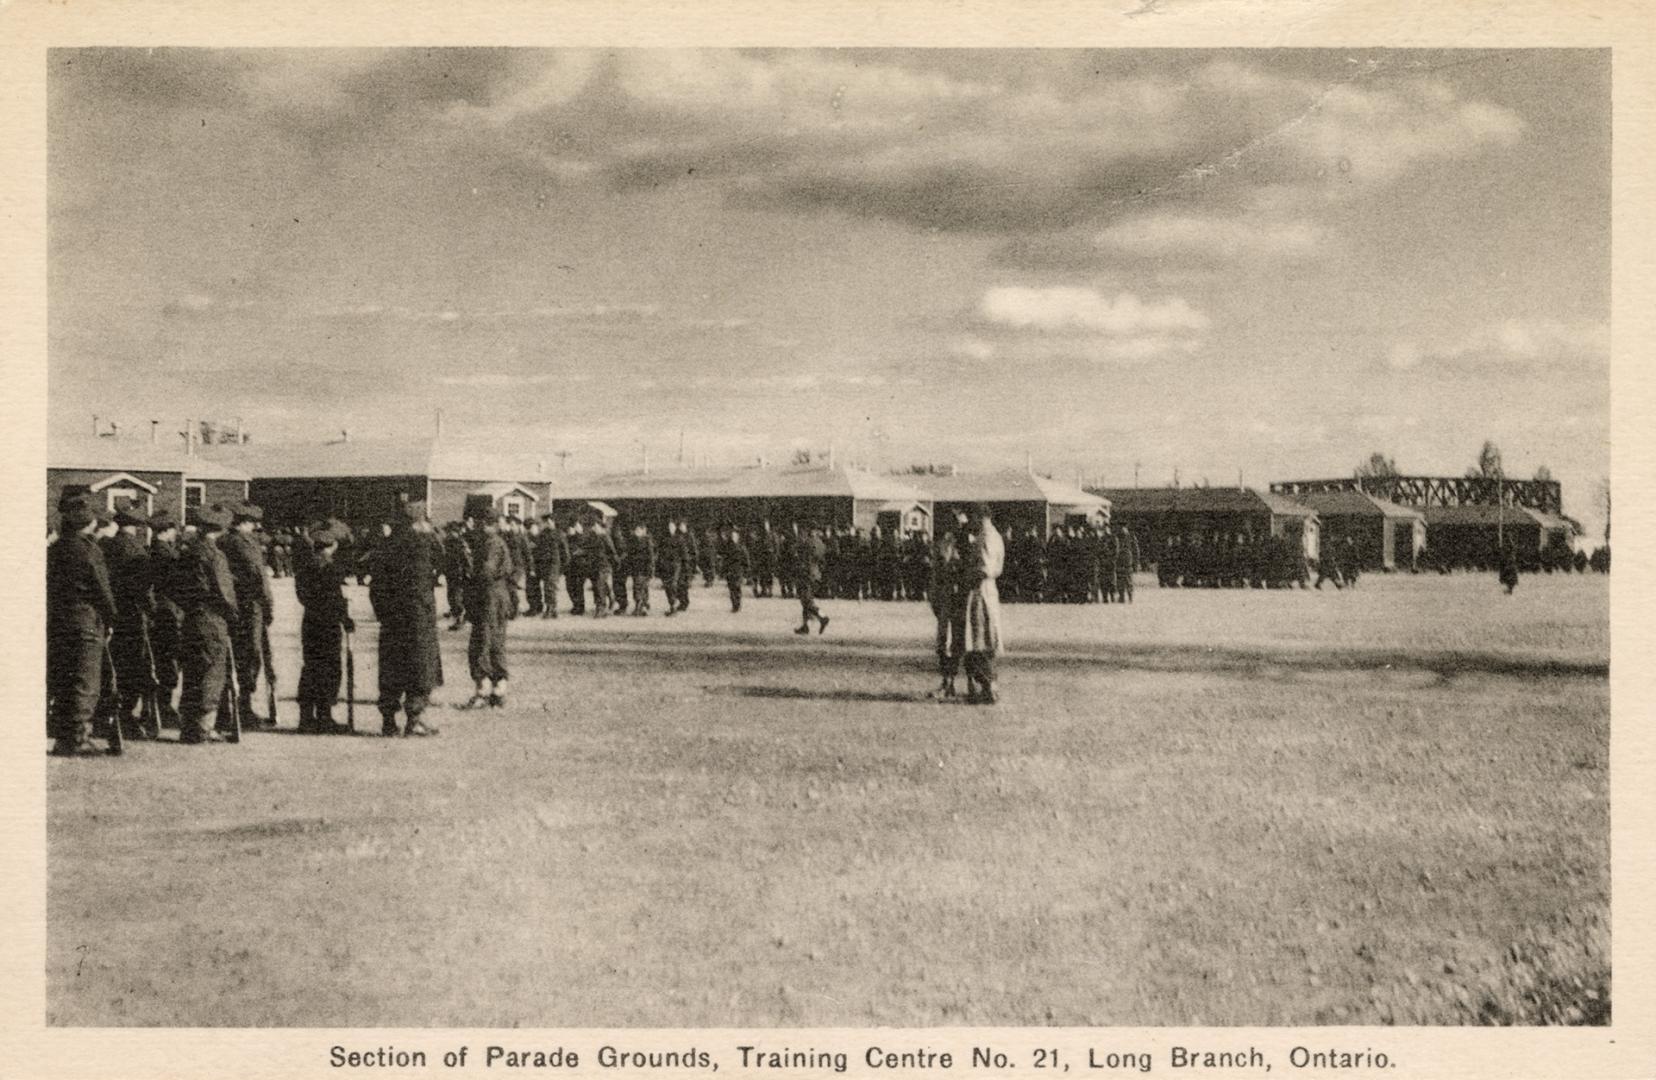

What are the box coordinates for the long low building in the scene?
[199,436,554,537]
[917,470,1109,536]
[1094,486,1320,564]
[554,464,933,536]
[1294,489,1426,571]
[47,432,249,530]
[1420,504,1571,571]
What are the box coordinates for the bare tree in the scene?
[1534,464,1554,483]
[1356,452,1399,478]
[1473,439,1504,479]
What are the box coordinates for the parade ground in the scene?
[46,572,1609,1028]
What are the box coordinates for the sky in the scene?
[48,48,1610,533]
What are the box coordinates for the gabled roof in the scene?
[920,470,1108,509]
[1421,504,1543,527]
[199,436,551,484]
[554,464,931,504]
[48,433,250,481]
[1296,489,1425,520]
[471,481,541,502]
[1096,486,1315,517]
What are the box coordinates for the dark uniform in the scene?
[176,506,239,743]
[222,506,274,725]
[464,513,513,705]
[793,529,829,634]
[751,525,777,598]
[626,528,656,616]
[294,521,353,732]
[442,525,471,627]
[504,519,530,619]
[103,512,157,732]
[149,516,186,727]
[658,523,683,616]
[47,500,119,754]
[371,503,443,734]
[534,517,568,619]
[721,531,751,612]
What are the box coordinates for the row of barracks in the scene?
[47,433,1577,572]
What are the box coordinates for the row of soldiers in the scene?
[1153,532,1315,590]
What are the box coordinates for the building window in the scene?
[503,496,526,520]
[185,482,206,511]
[104,486,154,516]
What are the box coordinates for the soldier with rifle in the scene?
[176,504,239,745]
[295,519,355,734]
[104,505,159,737]
[222,502,274,727]
[47,495,120,756]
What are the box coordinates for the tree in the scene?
[1473,440,1504,479]
[1534,464,1554,483]
[1355,452,1399,478]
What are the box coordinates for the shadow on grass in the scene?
[708,684,929,705]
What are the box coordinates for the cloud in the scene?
[1098,213,1326,261]
[78,50,1524,234]
[1387,319,1608,374]
[977,286,1209,335]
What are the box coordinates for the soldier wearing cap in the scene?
[534,512,568,619]
[47,495,119,755]
[222,501,275,726]
[463,501,511,708]
[503,515,530,620]
[175,504,239,743]
[147,510,185,728]
[370,500,442,735]
[792,524,830,635]
[295,519,355,734]
[442,521,471,630]
[721,526,751,613]
[101,505,160,736]
[625,522,656,616]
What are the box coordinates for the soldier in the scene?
[793,525,830,635]
[679,518,701,611]
[1498,537,1521,595]
[626,522,656,616]
[1115,524,1137,603]
[751,520,777,598]
[564,522,587,616]
[147,511,185,729]
[722,526,751,613]
[442,522,471,630]
[176,504,239,745]
[504,515,530,620]
[371,501,442,735]
[535,513,568,619]
[103,506,158,737]
[959,504,1005,705]
[463,504,512,708]
[294,519,354,734]
[47,496,119,756]
[523,518,545,616]
[658,519,683,616]
[927,516,965,701]
[222,502,275,727]
[583,518,620,618]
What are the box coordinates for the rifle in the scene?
[100,637,124,756]
[259,610,279,727]
[139,615,163,739]
[344,605,356,732]
[223,634,243,744]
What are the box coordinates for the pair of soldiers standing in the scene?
[929,504,1004,705]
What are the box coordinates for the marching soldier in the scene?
[563,522,587,616]
[442,521,471,630]
[222,502,274,727]
[1115,524,1137,603]
[176,504,239,745]
[504,516,530,620]
[371,501,443,735]
[294,519,354,734]
[658,519,683,616]
[626,522,656,616]
[535,513,568,619]
[47,495,119,756]
[752,520,777,598]
[523,518,545,616]
[677,517,699,612]
[104,506,158,736]
[793,525,830,635]
[148,511,185,728]
[463,503,512,708]
[722,527,751,613]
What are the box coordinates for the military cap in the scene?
[195,504,233,530]
[402,499,429,522]
[148,510,178,532]
[308,521,343,545]
[114,506,151,528]
[472,505,500,525]
[57,484,95,510]
[229,501,264,523]
[59,496,99,531]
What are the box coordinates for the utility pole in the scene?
[1134,460,1141,488]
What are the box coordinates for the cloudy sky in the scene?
[49,48,1609,529]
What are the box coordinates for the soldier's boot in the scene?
[315,705,349,734]
[296,699,316,732]
[488,681,507,710]
[240,693,269,728]
[380,710,400,738]
[403,713,439,737]
[181,712,226,745]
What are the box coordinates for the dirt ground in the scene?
[46,571,1609,1027]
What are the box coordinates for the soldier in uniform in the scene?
[442,522,471,630]
[677,517,700,612]
[793,525,830,635]
[148,511,185,729]
[1116,524,1137,603]
[294,519,354,734]
[722,526,751,613]
[371,501,442,735]
[504,516,530,619]
[751,520,777,598]
[103,506,159,737]
[959,504,1005,705]
[927,516,965,700]
[535,513,568,619]
[564,522,587,616]
[699,526,719,588]
[624,522,655,616]
[222,502,275,727]
[658,520,683,616]
[523,518,545,616]
[463,503,512,708]
[176,504,239,745]
[47,496,119,756]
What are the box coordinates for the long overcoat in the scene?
[961,521,1005,656]
[371,524,443,695]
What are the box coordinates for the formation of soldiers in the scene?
[1152,531,1313,590]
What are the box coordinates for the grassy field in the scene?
[46,571,1609,1027]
